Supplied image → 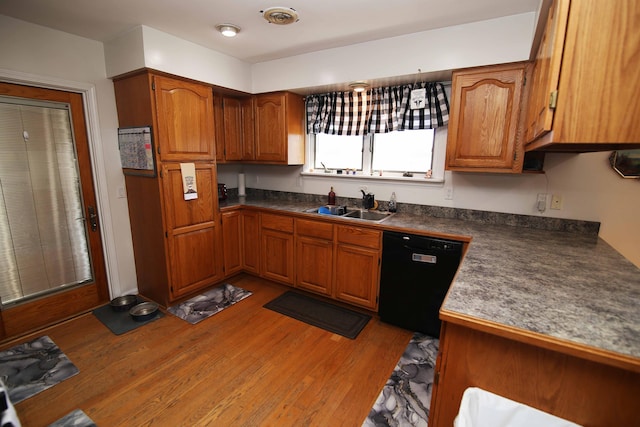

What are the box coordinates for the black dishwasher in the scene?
[378,231,463,338]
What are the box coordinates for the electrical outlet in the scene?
[550,194,563,210]
[536,193,547,212]
[117,186,126,199]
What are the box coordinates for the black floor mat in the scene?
[92,297,163,335]
[264,291,371,339]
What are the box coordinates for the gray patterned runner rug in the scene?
[363,333,439,427]
[168,283,252,324]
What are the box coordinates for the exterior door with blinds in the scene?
[0,82,109,340]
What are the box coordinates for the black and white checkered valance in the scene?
[306,82,449,136]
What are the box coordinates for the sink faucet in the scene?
[321,162,330,173]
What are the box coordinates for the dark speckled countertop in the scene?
[220,194,640,364]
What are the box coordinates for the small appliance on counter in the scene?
[217,183,227,201]
[361,189,375,209]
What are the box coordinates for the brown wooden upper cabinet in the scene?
[153,75,216,161]
[254,92,305,164]
[524,0,640,151]
[113,71,216,162]
[215,91,303,164]
[216,96,255,162]
[445,62,527,173]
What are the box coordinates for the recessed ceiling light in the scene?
[349,82,369,92]
[216,24,241,37]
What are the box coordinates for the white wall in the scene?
[252,13,536,93]
[105,25,253,92]
[0,15,138,296]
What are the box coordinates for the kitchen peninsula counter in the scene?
[220,196,640,371]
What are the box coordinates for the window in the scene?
[314,133,363,171]
[309,128,446,180]
[372,129,434,173]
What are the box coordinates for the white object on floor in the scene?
[1,379,21,427]
[454,387,582,427]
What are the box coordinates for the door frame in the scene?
[0,68,120,301]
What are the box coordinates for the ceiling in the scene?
[0,0,541,64]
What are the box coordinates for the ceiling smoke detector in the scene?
[261,7,299,25]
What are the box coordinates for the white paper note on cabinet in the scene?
[180,162,198,200]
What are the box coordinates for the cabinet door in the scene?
[214,95,225,163]
[334,244,380,310]
[296,236,333,296]
[261,229,294,285]
[446,63,525,172]
[524,0,570,143]
[153,75,215,161]
[296,218,334,297]
[241,97,256,160]
[254,93,287,162]
[242,211,260,274]
[162,162,222,298]
[221,210,243,277]
[223,97,243,161]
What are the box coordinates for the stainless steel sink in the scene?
[303,206,395,223]
[342,209,394,222]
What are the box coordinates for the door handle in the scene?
[88,206,98,232]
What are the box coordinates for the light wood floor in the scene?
[5,275,413,426]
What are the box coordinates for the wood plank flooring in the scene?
[5,275,413,426]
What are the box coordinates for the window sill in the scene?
[300,171,444,185]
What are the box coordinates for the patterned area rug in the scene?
[48,409,96,427]
[0,336,79,404]
[168,283,252,324]
[363,333,439,427]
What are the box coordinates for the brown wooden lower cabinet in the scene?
[260,213,295,285]
[162,163,223,300]
[221,210,243,277]
[429,321,640,427]
[295,219,334,296]
[241,210,260,274]
[334,225,381,310]
[220,210,382,311]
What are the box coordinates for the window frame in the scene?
[304,127,447,182]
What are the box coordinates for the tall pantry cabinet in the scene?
[113,70,223,307]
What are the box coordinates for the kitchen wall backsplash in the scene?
[237,188,600,236]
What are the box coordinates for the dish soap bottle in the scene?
[328,187,336,205]
[389,191,397,212]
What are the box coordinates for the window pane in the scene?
[315,133,363,170]
[372,129,434,173]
